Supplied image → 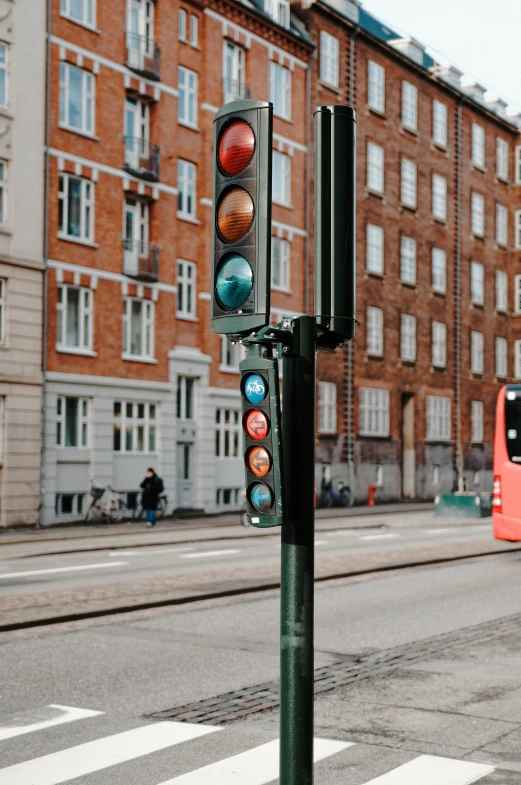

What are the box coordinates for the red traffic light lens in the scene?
[216,187,254,243]
[245,445,271,477]
[244,409,270,441]
[218,120,255,176]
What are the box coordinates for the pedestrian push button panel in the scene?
[240,356,284,528]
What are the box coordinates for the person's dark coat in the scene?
[140,474,163,510]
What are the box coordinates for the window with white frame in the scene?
[264,0,290,28]
[426,395,451,440]
[57,285,92,351]
[367,142,384,193]
[178,7,187,40]
[496,203,508,246]
[471,192,485,237]
[272,236,290,290]
[320,31,339,88]
[0,278,4,345]
[471,330,484,374]
[359,387,389,437]
[366,224,384,274]
[215,408,241,457]
[0,43,8,108]
[366,306,383,356]
[176,260,196,318]
[470,261,484,305]
[55,490,87,515]
[516,340,521,378]
[471,400,484,443]
[432,99,447,147]
[496,270,508,311]
[59,63,94,135]
[58,174,94,242]
[516,275,521,314]
[177,376,195,419]
[223,42,245,104]
[432,173,447,221]
[0,161,6,226]
[0,396,3,463]
[367,60,385,112]
[496,336,507,378]
[60,0,95,27]
[432,321,446,368]
[318,381,337,433]
[400,313,416,362]
[402,81,418,131]
[113,401,157,453]
[178,67,198,127]
[221,336,246,372]
[273,150,291,205]
[401,158,417,208]
[269,62,291,120]
[177,159,196,218]
[400,236,416,284]
[496,138,509,181]
[432,247,446,293]
[515,210,521,250]
[56,396,90,448]
[472,123,485,168]
[189,13,198,45]
[516,146,521,185]
[122,297,154,359]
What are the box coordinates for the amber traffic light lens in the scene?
[218,120,255,176]
[245,445,271,477]
[217,187,254,243]
[244,409,270,441]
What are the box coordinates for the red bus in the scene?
[493,384,521,541]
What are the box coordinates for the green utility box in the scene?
[435,493,492,518]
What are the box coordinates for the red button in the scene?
[245,410,269,440]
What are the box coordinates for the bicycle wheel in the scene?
[156,496,168,519]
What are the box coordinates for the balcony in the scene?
[222,78,251,106]
[124,137,160,182]
[123,240,159,282]
[126,33,161,81]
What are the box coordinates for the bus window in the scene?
[505,398,521,463]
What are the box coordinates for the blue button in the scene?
[250,483,273,513]
[243,374,267,405]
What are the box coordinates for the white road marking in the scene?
[359,534,399,541]
[109,548,195,557]
[0,705,103,742]
[180,549,240,559]
[158,737,351,784]
[0,721,220,785]
[0,562,128,580]
[315,540,329,545]
[361,754,494,784]
[425,529,452,535]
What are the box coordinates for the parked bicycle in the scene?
[134,491,169,521]
[318,478,353,508]
[85,481,126,523]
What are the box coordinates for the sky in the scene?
[360,0,521,112]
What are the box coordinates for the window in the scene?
[178,8,187,40]
[471,330,484,374]
[367,61,385,112]
[402,81,418,131]
[496,138,509,181]
[366,306,383,356]
[221,336,246,372]
[432,100,447,147]
[472,123,485,168]
[400,314,416,362]
[516,276,521,314]
[516,340,521,379]
[273,150,291,205]
[0,160,6,226]
[400,236,416,284]
[516,211,521,249]
[426,395,451,440]
[470,261,484,305]
[189,14,198,45]
[496,270,508,311]
[57,285,92,351]
[178,67,197,127]
[55,493,86,516]
[0,278,4,345]
[496,204,508,246]
[471,192,485,237]
[366,224,384,274]
[60,0,94,27]
[58,174,94,242]
[471,401,484,443]
[432,248,446,293]
[123,198,149,274]
[432,174,447,221]
[367,142,384,194]
[223,42,245,104]
[177,376,195,419]
[215,408,241,457]
[56,397,89,447]
[318,382,337,433]
[0,43,8,108]
[320,31,339,88]
[516,146,521,185]
[177,160,196,218]
[59,63,94,135]
[432,321,446,368]
[359,387,389,437]
[401,158,417,208]
[216,488,240,507]
[176,260,196,318]
[122,298,154,359]
[496,336,507,378]
[113,401,157,453]
[269,62,291,120]
[264,0,290,28]
[272,236,290,290]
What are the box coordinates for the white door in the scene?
[223,43,244,104]
[177,443,193,508]
[124,198,148,275]
[127,0,154,66]
[125,99,149,170]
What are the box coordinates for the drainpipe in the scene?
[304,50,314,315]
[454,99,465,493]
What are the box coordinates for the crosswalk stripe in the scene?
[0,704,103,742]
[156,737,352,784]
[361,754,495,785]
[0,721,220,785]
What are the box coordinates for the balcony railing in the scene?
[222,78,251,106]
[126,33,161,80]
[123,240,159,282]
[124,136,160,181]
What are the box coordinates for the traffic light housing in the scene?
[211,100,273,336]
[240,354,283,527]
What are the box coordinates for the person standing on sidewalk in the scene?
[140,468,163,527]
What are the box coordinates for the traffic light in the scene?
[240,354,283,527]
[211,100,273,336]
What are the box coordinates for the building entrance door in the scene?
[402,393,416,498]
[176,442,193,509]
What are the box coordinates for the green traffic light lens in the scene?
[215,254,253,311]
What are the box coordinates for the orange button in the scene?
[246,445,271,477]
